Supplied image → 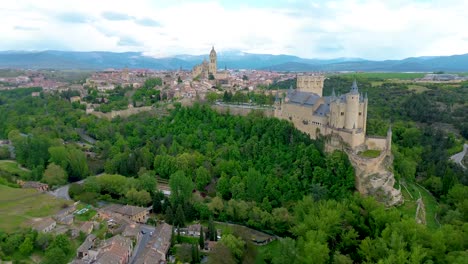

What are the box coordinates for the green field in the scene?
[397,181,439,229]
[0,160,31,179]
[358,149,381,158]
[0,184,72,232]
[330,72,426,80]
[407,84,430,93]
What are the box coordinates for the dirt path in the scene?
[450,143,468,169]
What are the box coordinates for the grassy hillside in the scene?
[0,184,71,232]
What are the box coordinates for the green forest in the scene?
[0,75,467,263]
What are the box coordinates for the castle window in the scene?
[341,112,344,116]
[359,112,362,116]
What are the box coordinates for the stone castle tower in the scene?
[209,46,217,74]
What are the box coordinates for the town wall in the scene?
[89,106,153,120]
[211,105,274,117]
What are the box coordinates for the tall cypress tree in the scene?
[199,226,205,249]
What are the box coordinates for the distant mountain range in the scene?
[0,50,468,72]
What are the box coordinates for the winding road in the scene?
[450,143,468,169]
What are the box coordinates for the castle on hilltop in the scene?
[275,75,368,148]
[192,47,228,79]
[275,75,403,206]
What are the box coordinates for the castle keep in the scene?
[275,76,367,148]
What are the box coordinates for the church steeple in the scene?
[331,88,336,98]
[350,79,359,94]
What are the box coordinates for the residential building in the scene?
[80,222,94,235]
[100,204,150,223]
[31,218,56,233]
[95,235,133,264]
[135,223,172,264]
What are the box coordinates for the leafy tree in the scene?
[220,234,245,261]
[272,238,297,264]
[152,191,165,213]
[175,204,186,227]
[169,170,194,206]
[18,237,34,256]
[126,188,151,206]
[195,166,211,191]
[43,163,68,186]
[43,247,67,264]
[165,206,174,225]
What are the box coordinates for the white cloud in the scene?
[0,0,467,59]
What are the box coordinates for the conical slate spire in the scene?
[331,88,336,98]
[350,79,359,94]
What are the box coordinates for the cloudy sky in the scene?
[1,0,467,60]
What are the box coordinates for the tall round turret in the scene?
[209,46,217,74]
[345,80,360,130]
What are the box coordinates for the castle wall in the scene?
[365,137,387,150]
[335,130,366,148]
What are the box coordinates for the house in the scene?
[18,181,49,192]
[187,224,202,237]
[76,234,97,260]
[31,218,56,233]
[101,204,150,223]
[80,222,94,235]
[134,223,172,264]
[122,223,141,243]
[57,214,74,225]
[95,235,133,264]
[204,241,218,251]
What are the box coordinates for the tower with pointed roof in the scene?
[344,79,360,130]
[209,46,217,74]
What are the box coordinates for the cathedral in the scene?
[192,46,217,78]
[275,75,368,148]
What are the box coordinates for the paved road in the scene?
[48,173,106,200]
[49,185,71,200]
[48,179,85,200]
[450,143,468,169]
[129,225,156,264]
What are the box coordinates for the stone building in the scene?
[275,75,403,206]
[192,47,218,79]
[275,76,367,148]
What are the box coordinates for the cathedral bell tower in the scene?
[209,46,217,74]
